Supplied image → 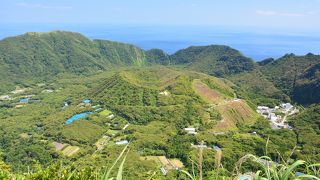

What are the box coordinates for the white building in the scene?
[268,113,278,121]
[107,114,115,119]
[0,95,11,100]
[184,128,197,134]
[257,103,295,130]
[281,103,293,111]
[115,140,129,145]
[257,106,269,110]
[159,91,169,96]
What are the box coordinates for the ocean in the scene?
[1,23,319,61]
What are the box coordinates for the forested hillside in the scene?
[259,53,320,105]
[171,45,256,77]
[0,31,146,93]
[289,104,320,162]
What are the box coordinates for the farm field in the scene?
[193,79,224,104]
[214,99,258,131]
[140,156,184,172]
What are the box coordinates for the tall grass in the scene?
[1,141,319,179]
[235,154,320,180]
[179,138,320,180]
[0,143,130,180]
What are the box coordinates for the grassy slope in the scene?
[192,78,258,131]
[214,100,258,131]
[120,66,181,90]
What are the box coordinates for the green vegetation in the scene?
[0,31,148,93]
[289,104,320,162]
[0,31,320,179]
[171,45,256,77]
[145,48,171,65]
[228,70,290,106]
[259,53,320,105]
[1,31,319,106]
[169,45,320,106]
[99,109,112,116]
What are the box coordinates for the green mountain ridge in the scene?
[1,30,319,105]
[0,31,147,72]
[0,31,147,92]
[171,45,256,77]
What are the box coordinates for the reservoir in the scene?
[65,112,92,124]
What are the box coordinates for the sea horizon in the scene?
[1,23,319,61]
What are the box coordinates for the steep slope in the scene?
[94,40,145,66]
[260,53,320,105]
[228,70,290,106]
[1,31,104,76]
[290,104,320,162]
[171,45,256,77]
[292,63,320,104]
[145,49,171,65]
[0,31,147,93]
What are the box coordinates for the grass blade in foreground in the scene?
[102,143,130,180]
[116,149,129,180]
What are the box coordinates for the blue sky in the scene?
[1,0,320,30]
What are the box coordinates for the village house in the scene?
[0,95,11,100]
[281,103,293,112]
[108,114,115,119]
[115,140,129,145]
[256,103,296,130]
[184,127,197,134]
[268,113,281,122]
[159,91,169,96]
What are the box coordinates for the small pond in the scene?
[65,112,92,124]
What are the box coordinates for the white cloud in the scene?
[16,2,72,10]
[256,10,306,17]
